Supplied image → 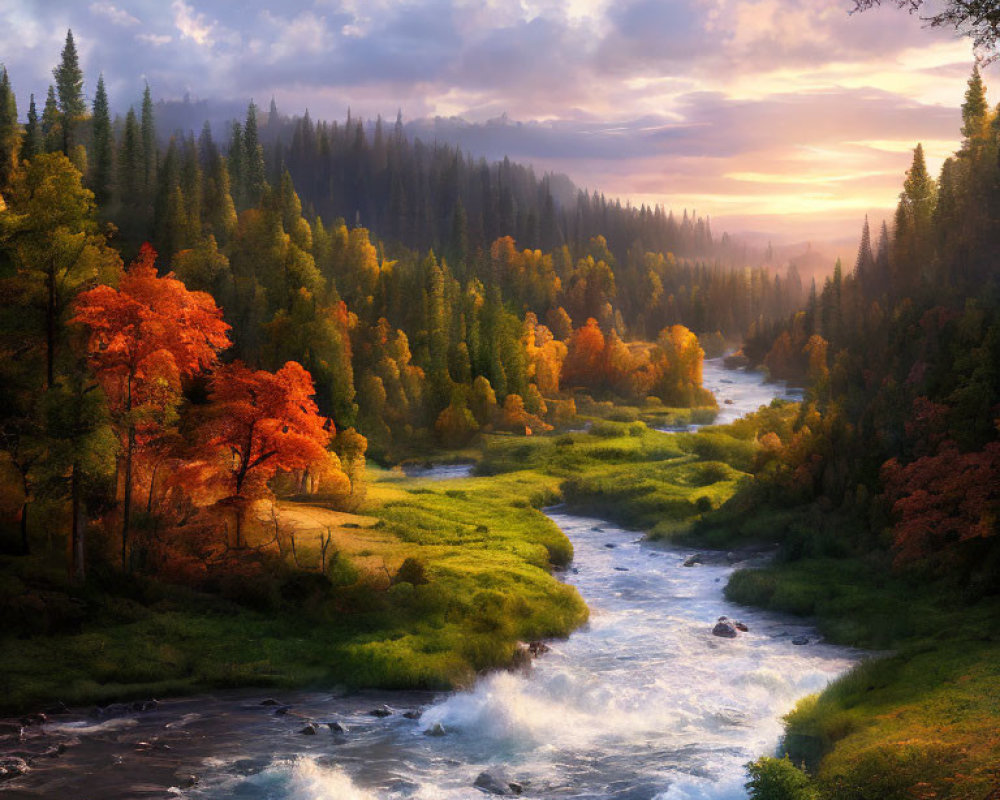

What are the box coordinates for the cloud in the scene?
[89,2,139,27]
[171,0,219,46]
[0,0,984,241]
[136,33,172,47]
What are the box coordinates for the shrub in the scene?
[745,756,818,800]
[393,557,429,586]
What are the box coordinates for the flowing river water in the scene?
[3,361,859,800]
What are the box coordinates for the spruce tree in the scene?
[0,67,19,189]
[118,107,142,198]
[854,216,875,279]
[53,29,85,153]
[140,83,156,195]
[91,74,113,205]
[21,93,41,162]
[228,120,245,209]
[243,101,266,207]
[961,63,989,153]
[41,86,61,153]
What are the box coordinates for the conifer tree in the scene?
[228,120,245,209]
[0,67,19,189]
[118,107,142,198]
[90,74,113,205]
[243,101,266,207]
[141,83,156,195]
[961,64,989,154]
[53,30,85,153]
[21,93,41,162]
[854,216,875,280]
[41,86,61,153]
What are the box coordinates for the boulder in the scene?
[527,641,550,657]
[712,620,738,638]
[473,768,523,795]
[792,636,810,646]
[614,566,629,572]
[326,721,349,733]
[424,722,447,736]
[683,554,703,567]
[735,621,749,632]
[0,757,29,781]
[369,705,393,718]
[604,543,616,549]
[402,710,422,720]
[299,723,319,735]
[259,699,282,706]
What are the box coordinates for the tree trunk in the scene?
[235,508,243,549]
[121,375,134,572]
[122,425,134,571]
[147,462,159,513]
[20,500,29,555]
[71,463,86,582]
[46,265,56,389]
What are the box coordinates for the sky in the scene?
[0,0,989,243]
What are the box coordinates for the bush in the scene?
[745,756,818,800]
[393,557,429,586]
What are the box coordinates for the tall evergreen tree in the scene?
[41,86,61,153]
[243,101,266,207]
[854,215,875,280]
[21,93,41,162]
[140,83,156,196]
[90,74,113,205]
[961,63,989,153]
[0,67,19,189]
[53,29,85,153]
[228,120,245,209]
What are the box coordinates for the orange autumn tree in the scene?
[562,317,606,390]
[196,360,332,547]
[72,243,230,570]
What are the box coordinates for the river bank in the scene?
[0,509,860,799]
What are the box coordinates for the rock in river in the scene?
[712,618,738,638]
[473,768,524,795]
[792,636,810,646]
[370,705,394,718]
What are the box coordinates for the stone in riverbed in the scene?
[424,722,447,736]
[712,619,738,638]
[604,543,616,549]
[735,621,749,632]
[260,698,282,706]
[683,554,703,567]
[792,636,810,646]
[473,768,523,795]
[0,757,29,781]
[326,721,349,733]
[402,710,422,720]
[369,705,393,718]
[299,723,319,735]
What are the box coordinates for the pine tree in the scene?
[961,63,989,154]
[21,93,41,162]
[90,74,113,205]
[41,85,62,153]
[0,67,19,189]
[228,120,245,209]
[53,30,85,153]
[118,107,142,198]
[141,83,156,196]
[854,216,875,279]
[243,101,266,206]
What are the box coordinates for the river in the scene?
[3,361,858,800]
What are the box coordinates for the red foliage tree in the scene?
[881,439,1000,566]
[195,360,332,547]
[72,243,230,569]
